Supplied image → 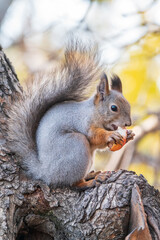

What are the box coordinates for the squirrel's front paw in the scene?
[107,132,124,148]
[126,130,135,142]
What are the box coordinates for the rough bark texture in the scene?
[0,47,160,240]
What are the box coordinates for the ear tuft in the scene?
[111,74,122,93]
[94,72,109,105]
[100,72,110,95]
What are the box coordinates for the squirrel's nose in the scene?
[125,119,132,127]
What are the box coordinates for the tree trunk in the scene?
[0,47,160,240]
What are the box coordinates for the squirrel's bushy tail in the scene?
[7,40,102,168]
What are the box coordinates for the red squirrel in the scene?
[7,40,134,189]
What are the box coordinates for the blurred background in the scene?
[0,0,160,189]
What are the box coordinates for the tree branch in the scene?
[0,48,159,240]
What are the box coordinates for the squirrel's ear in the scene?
[111,75,122,93]
[94,73,109,104]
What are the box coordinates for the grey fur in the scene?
[7,40,132,187]
[36,99,95,186]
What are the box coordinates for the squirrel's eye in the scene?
[111,105,118,112]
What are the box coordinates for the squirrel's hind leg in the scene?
[85,170,101,181]
[72,171,113,191]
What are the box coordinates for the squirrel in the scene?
[7,40,134,189]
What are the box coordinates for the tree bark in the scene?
[0,47,160,240]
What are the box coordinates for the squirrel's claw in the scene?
[95,171,112,183]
